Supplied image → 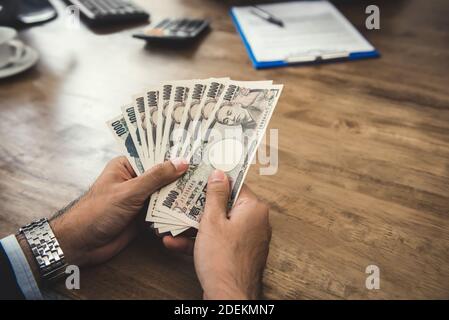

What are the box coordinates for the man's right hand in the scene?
[193,170,272,300]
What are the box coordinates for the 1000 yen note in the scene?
[122,104,147,170]
[150,215,189,226]
[155,84,174,163]
[178,78,230,160]
[133,94,150,167]
[177,82,208,159]
[180,79,228,161]
[157,225,189,234]
[153,222,188,229]
[144,87,160,167]
[154,82,283,227]
[170,82,207,159]
[160,83,192,162]
[170,228,189,237]
[146,84,174,223]
[106,115,145,176]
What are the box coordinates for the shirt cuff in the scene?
[0,234,43,300]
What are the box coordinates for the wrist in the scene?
[50,215,85,267]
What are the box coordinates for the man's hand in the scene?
[49,156,188,267]
[194,170,272,300]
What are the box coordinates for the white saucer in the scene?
[0,45,39,79]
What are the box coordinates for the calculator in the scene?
[64,0,149,26]
[133,18,210,44]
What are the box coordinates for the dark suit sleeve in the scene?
[0,242,25,300]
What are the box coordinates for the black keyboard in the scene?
[65,0,149,26]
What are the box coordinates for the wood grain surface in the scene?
[0,0,448,299]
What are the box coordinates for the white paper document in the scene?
[232,1,376,64]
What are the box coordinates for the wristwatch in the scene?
[19,218,68,282]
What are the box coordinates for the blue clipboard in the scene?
[230,8,380,70]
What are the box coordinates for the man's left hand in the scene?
[49,156,189,266]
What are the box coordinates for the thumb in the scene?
[127,158,189,198]
[203,170,230,223]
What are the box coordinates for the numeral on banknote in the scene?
[111,120,126,136]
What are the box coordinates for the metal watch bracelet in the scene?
[19,218,68,282]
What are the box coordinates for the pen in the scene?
[250,5,284,28]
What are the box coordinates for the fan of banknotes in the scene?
[107,78,283,236]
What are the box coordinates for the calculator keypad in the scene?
[142,18,209,39]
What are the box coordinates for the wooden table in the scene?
[1,0,448,299]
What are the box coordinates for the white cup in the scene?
[0,27,25,69]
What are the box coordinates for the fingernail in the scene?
[171,158,189,172]
[210,169,225,182]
